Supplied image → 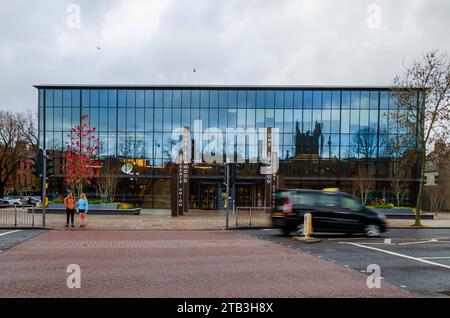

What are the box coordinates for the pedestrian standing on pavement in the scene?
[64,191,76,228]
[77,193,89,228]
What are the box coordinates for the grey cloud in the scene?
[0,0,449,112]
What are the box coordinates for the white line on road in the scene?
[341,242,450,270]
[398,239,438,246]
[341,237,450,246]
[0,230,21,237]
[420,257,450,260]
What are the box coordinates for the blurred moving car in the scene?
[24,196,39,206]
[0,199,10,208]
[2,196,28,206]
[271,189,386,237]
[2,197,24,206]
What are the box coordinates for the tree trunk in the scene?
[76,182,83,198]
[415,144,426,226]
[396,191,400,207]
[0,181,5,196]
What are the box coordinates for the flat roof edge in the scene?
[33,84,398,90]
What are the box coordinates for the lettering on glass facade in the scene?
[177,127,190,215]
[264,128,278,208]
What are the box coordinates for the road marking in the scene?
[327,237,383,241]
[342,242,450,270]
[420,257,450,260]
[0,230,21,237]
[398,239,438,246]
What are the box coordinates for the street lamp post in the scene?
[41,149,47,228]
[225,162,230,229]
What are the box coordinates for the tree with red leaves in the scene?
[62,114,102,197]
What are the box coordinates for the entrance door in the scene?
[199,183,218,210]
[236,184,253,207]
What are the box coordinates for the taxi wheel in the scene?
[364,224,381,238]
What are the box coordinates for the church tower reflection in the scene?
[294,121,324,157]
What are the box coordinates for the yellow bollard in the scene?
[292,212,321,243]
[304,213,312,239]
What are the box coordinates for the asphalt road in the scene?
[0,229,46,254]
[236,228,450,297]
[0,229,410,298]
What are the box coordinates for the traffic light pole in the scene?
[42,149,47,228]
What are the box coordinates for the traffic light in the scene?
[46,152,54,177]
[37,149,54,176]
[35,149,44,177]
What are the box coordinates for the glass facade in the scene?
[37,86,420,209]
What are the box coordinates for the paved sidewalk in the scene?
[43,211,450,230]
[44,210,228,230]
[5,209,450,230]
[388,212,450,228]
[0,230,412,297]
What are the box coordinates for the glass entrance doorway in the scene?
[199,183,217,209]
[235,182,265,207]
[236,184,252,207]
[190,181,221,210]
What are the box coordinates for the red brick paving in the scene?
[0,230,412,297]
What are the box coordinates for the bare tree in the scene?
[430,189,446,213]
[353,164,375,205]
[0,111,37,195]
[392,50,450,226]
[118,135,144,158]
[352,127,381,159]
[428,140,450,211]
[18,111,38,148]
[386,134,415,206]
[96,158,121,202]
[17,111,39,196]
[390,159,409,207]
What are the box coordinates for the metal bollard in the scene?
[303,213,312,239]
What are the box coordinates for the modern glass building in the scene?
[36,85,420,212]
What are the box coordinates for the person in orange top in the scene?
[64,191,77,228]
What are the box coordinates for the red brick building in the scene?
[1,141,37,195]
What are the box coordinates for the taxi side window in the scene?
[317,194,339,208]
[340,197,363,212]
[294,193,316,206]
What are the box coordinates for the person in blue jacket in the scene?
[77,193,89,228]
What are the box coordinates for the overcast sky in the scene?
[0,0,449,113]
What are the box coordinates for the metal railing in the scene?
[0,207,38,228]
[233,206,272,228]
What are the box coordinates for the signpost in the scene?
[176,127,190,216]
[264,127,278,209]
